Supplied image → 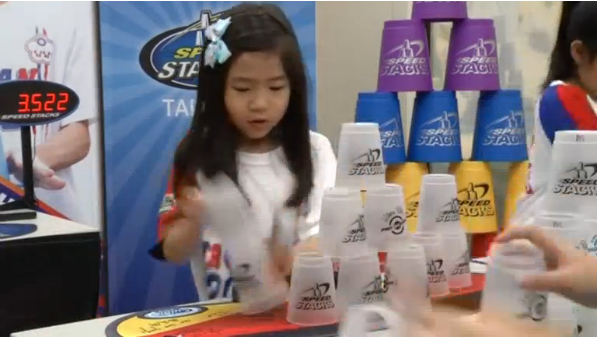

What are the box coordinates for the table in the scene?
[12,264,486,337]
[0,212,101,337]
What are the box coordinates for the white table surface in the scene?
[0,211,98,242]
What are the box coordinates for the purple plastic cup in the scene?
[377,20,433,92]
[412,1,468,22]
[445,19,500,91]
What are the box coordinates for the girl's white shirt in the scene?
[190,130,337,300]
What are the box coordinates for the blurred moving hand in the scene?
[496,225,597,308]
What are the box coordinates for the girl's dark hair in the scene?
[542,2,597,89]
[173,3,313,208]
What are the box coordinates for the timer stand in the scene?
[0,126,37,221]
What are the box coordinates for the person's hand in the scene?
[6,149,66,190]
[408,307,560,337]
[496,225,597,308]
[176,186,204,223]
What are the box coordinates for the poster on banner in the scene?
[99,1,316,314]
[0,1,103,228]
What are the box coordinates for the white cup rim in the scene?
[387,243,425,259]
[412,231,441,245]
[294,252,329,267]
[422,174,455,185]
[367,184,404,196]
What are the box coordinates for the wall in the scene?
[316,1,562,227]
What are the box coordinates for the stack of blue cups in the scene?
[354,92,407,165]
[408,91,463,163]
[472,90,528,162]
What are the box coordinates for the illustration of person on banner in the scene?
[0,1,100,225]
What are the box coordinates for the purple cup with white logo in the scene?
[445,19,500,91]
[377,20,433,92]
[412,1,468,22]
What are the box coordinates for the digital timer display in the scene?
[0,80,80,126]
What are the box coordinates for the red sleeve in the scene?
[157,169,182,241]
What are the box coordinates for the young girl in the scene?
[518,1,597,224]
[150,3,336,302]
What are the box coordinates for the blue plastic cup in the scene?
[355,92,406,164]
[472,90,528,162]
[408,91,462,163]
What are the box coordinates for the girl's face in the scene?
[572,41,597,96]
[225,51,290,146]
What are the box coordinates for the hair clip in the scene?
[204,18,232,68]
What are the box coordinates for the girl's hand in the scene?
[177,186,204,223]
[496,225,597,308]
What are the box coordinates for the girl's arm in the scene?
[539,84,597,143]
[150,169,203,264]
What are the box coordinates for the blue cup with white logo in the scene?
[472,90,528,162]
[355,92,406,164]
[408,91,462,163]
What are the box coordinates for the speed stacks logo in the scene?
[139,10,223,90]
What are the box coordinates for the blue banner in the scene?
[98,1,316,314]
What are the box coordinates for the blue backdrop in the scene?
[98,1,316,314]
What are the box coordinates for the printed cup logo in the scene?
[426,259,447,283]
[296,282,335,310]
[482,111,526,146]
[436,198,460,223]
[553,162,597,196]
[380,39,429,77]
[576,134,585,142]
[349,149,384,176]
[451,38,498,75]
[359,275,386,304]
[517,293,547,322]
[381,207,406,235]
[579,235,597,256]
[380,119,404,149]
[451,250,470,276]
[415,111,460,147]
[405,192,420,219]
[552,221,564,228]
[343,214,367,243]
[457,183,495,218]
[25,31,54,65]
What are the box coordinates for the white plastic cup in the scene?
[319,188,367,259]
[482,240,548,322]
[535,212,587,251]
[417,174,461,233]
[337,252,383,314]
[336,123,386,190]
[287,253,339,326]
[547,294,578,337]
[443,231,472,290]
[384,243,430,307]
[412,232,450,297]
[364,184,410,251]
[544,130,597,215]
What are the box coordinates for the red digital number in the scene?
[44,93,56,112]
[31,93,42,112]
[57,92,68,111]
[18,94,30,113]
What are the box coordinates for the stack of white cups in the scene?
[415,174,472,294]
[535,130,597,334]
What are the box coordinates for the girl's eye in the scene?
[270,86,286,91]
[233,87,250,93]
